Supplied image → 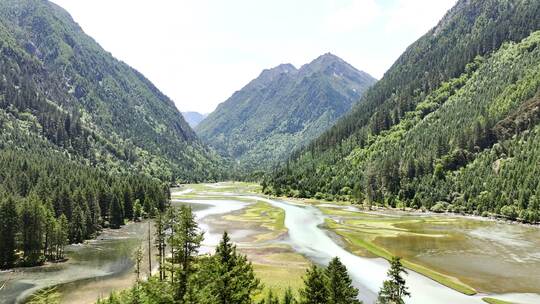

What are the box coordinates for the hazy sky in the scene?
[51,0,457,113]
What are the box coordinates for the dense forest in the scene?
[0,0,227,269]
[89,205,410,304]
[0,0,226,183]
[0,148,169,268]
[196,54,375,171]
[266,0,540,223]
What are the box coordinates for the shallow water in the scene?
[375,217,540,294]
[0,221,154,304]
[179,192,540,304]
[2,185,539,304]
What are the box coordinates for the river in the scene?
[1,183,539,304]
[174,184,540,304]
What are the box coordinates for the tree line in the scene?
[0,148,169,269]
[97,204,411,304]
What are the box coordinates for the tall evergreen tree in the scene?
[0,197,18,268]
[325,257,361,304]
[56,214,69,260]
[282,287,296,304]
[377,257,410,304]
[154,211,167,281]
[206,231,261,304]
[172,205,204,301]
[70,205,86,243]
[21,195,45,265]
[299,264,329,304]
[110,188,125,229]
[259,290,279,304]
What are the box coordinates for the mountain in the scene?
[0,0,225,182]
[182,111,208,128]
[196,53,376,169]
[267,0,540,223]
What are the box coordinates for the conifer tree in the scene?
[0,197,18,268]
[299,264,329,304]
[154,211,166,281]
[57,214,69,259]
[110,187,125,229]
[172,205,204,300]
[259,289,279,304]
[21,195,45,265]
[377,257,410,304]
[133,199,143,221]
[70,205,86,243]
[282,287,296,304]
[325,257,361,304]
[209,231,261,304]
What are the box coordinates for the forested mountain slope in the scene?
[0,0,225,183]
[196,53,376,170]
[267,0,540,222]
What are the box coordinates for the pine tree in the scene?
[325,257,361,304]
[57,214,69,259]
[154,211,166,281]
[282,287,296,304]
[133,199,143,221]
[21,195,45,265]
[70,205,86,243]
[300,264,329,304]
[123,185,134,220]
[172,205,204,301]
[110,189,124,229]
[259,289,279,304]
[210,231,261,304]
[377,257,410,304]
[0,197,18,268]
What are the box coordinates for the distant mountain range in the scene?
[196,53,376,170]
[182,111,208,128]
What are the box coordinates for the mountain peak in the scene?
[298,53,376,86]
[299,52,351,75]
[197,54,376,169]
[313,52,343,63]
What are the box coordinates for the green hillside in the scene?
[0,0,225,183]
[267,0,540,222]
[196,54,376,170]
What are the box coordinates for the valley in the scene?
[4,183,537,304]
[1,0,540,303]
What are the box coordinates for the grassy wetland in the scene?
[3,182,539,304]
[172,182,540,304]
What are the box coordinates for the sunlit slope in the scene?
[268,0,540,222]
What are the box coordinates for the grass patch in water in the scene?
[319,207,362,217]
[482,297,515,304]
[223,201,286,242]
[175,182,261,196]
[26,286,60,304]
[326,218,477,296]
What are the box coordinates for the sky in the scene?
[51,0,457,114]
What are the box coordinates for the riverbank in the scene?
[176,182,540,304]
[261,191,540,297]
[7,182,538,304]
[171,186,308,299]
[0,220,156,304]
